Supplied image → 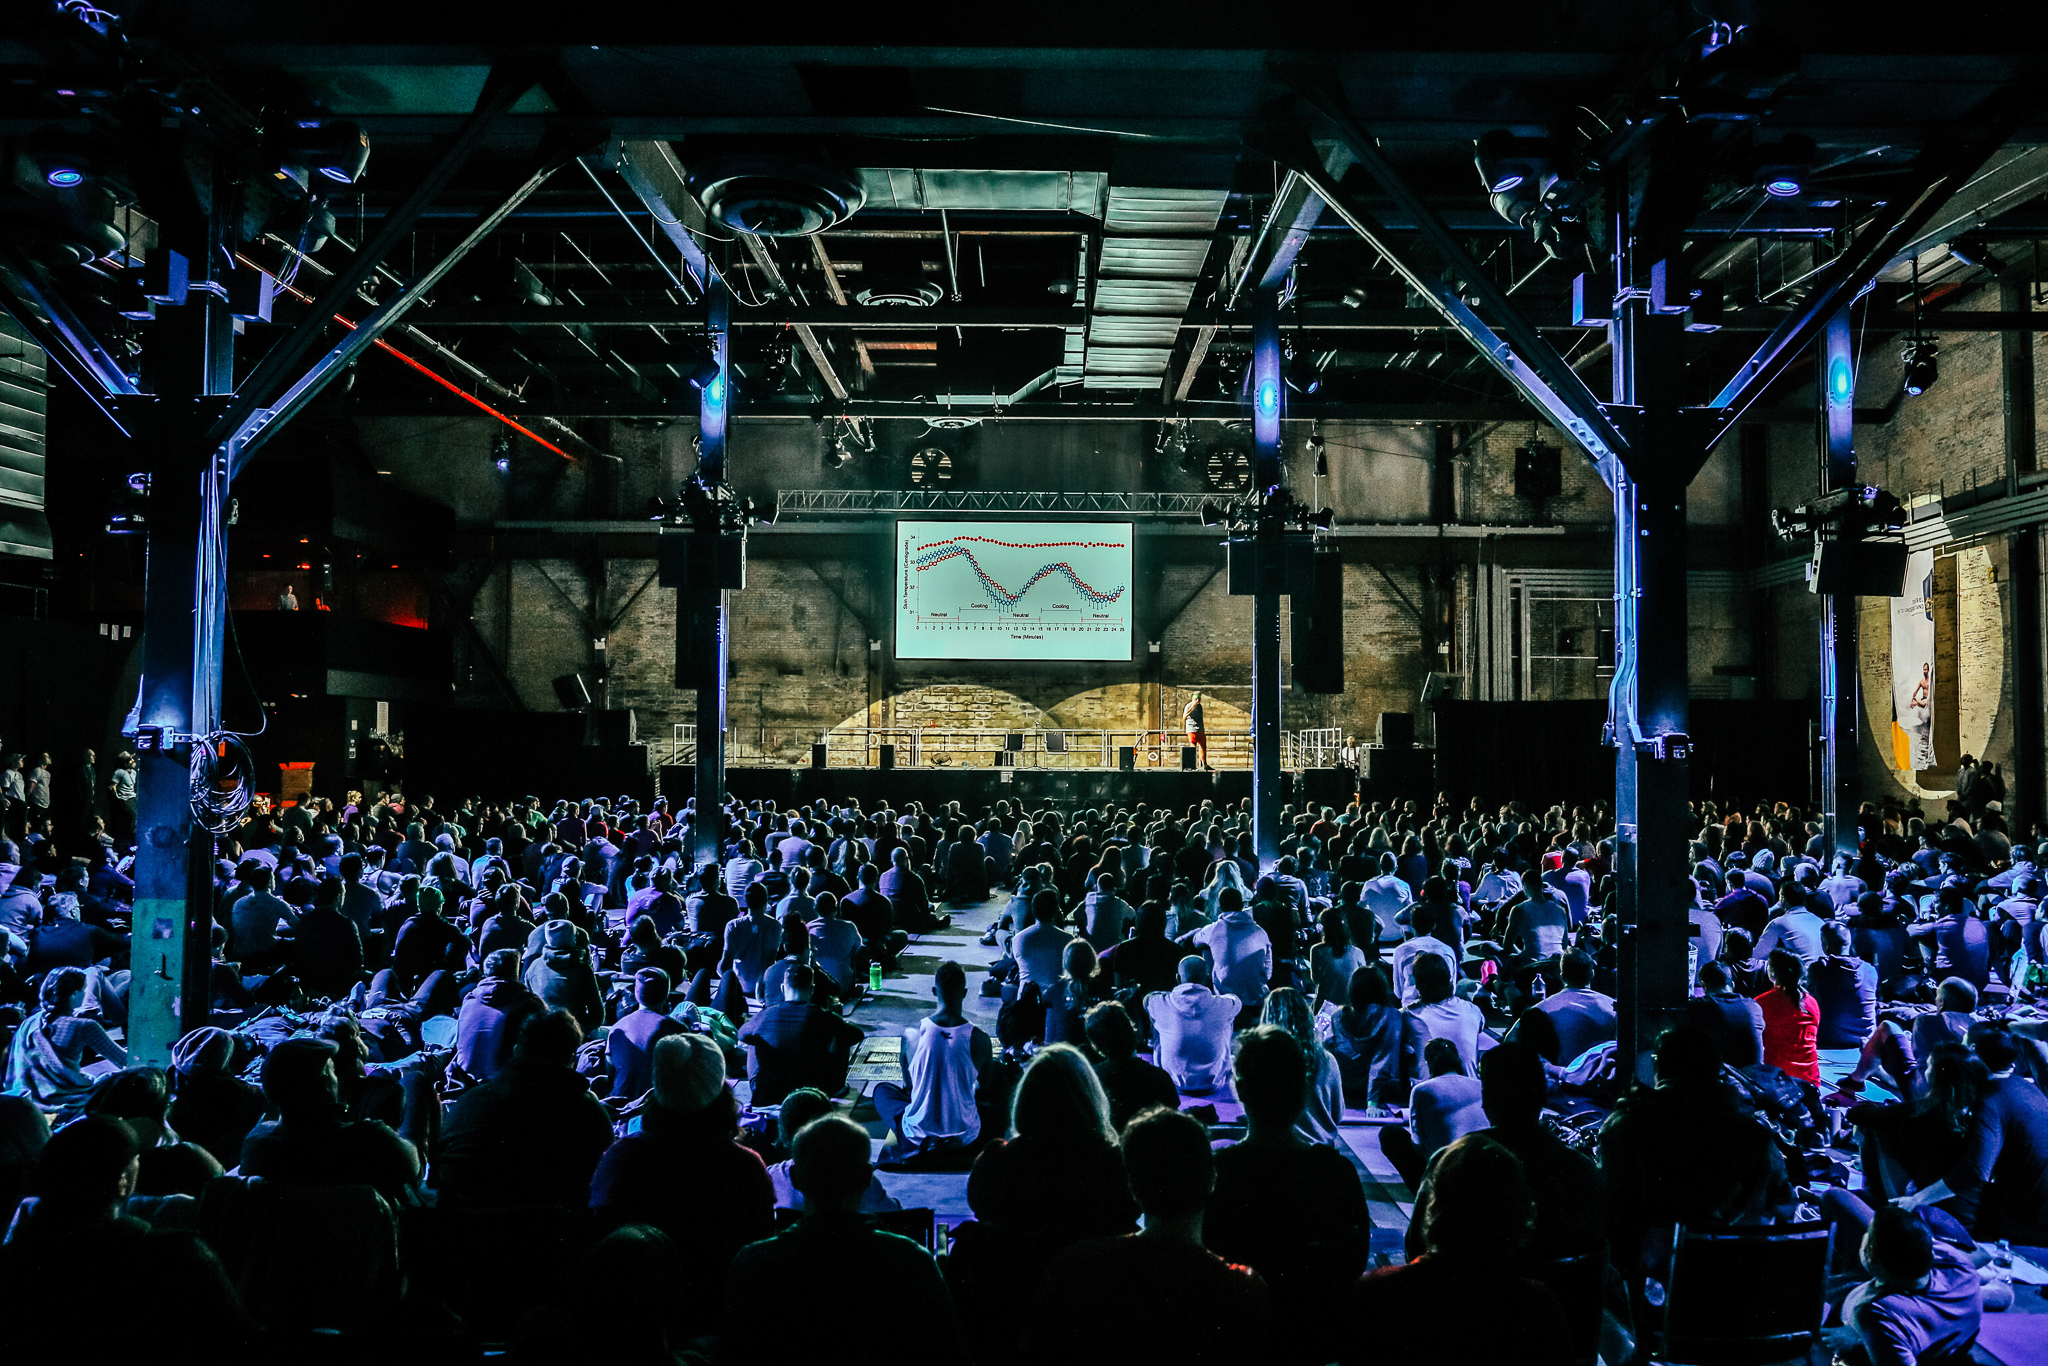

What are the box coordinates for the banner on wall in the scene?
[1891,549,1936,771]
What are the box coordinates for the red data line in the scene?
[242,256,576,461]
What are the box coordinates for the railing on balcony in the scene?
[665,723,1346,771]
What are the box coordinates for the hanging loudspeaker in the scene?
[1291,544,1345,694]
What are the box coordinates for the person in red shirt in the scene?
[1755,948,1821,1084]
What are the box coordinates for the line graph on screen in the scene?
[895,521,1133,661]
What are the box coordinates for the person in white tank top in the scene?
[875,961,991,1164]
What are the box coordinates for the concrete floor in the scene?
[810,890,1412,1251]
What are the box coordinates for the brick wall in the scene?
[1762,285,2048,803]
[368,411,1767,777]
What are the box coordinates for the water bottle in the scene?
[869,961,883,992]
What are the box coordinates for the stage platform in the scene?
[660,764,1372,812]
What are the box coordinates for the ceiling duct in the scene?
[684,154,864,236]
[1082,186,1228,391]
[859,169,1108,215]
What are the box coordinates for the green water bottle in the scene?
[869,961,883,992]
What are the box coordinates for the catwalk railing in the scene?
[667,723,1347,771]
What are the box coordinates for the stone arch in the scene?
[826,684,1050,767]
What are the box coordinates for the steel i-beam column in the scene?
[1817,310,1861,859]
[2002,280,2045,837]
[689,274,732,873]
[1251,286,1284,874]
[128,180,235,1065]
[1611,304,1693,1081]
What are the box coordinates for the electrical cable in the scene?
[188,731,255,836]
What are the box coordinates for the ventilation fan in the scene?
[684,155,864,237]
[907,447,955,488]
[1203,428,1255,492]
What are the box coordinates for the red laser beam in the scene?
[242,255,575,461]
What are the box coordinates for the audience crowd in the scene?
[2,750,2046,1364]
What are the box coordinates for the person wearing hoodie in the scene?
[524,916,603,1028]
[1144,955,1242,1095]
[435,1008,614,1211]
[454,948,544,1086]
[1189,886,1270,1024]
[589,1032,776,1318]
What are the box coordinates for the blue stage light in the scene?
[1764,177,1802,198]
[1828,356,1854,405]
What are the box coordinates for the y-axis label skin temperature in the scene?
[895,520,1134,661]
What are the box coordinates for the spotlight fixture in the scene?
[1473,130,1549,195]
[1200,502,1227,528]
[686,356,722,392]
[1308,422,1328,479]
[1285,348,1323,396]
[280,119,371,186]
[1254,373,1280,421]
[28,131,95,189]
[1947,234,2006,276]
[1900,337,1939,397]
[1750,134,1816,201]
[1771,485,1906,540]
[821,415,872,470]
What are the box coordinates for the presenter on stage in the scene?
[1183,692,1209,770]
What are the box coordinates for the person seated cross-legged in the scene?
[737,963,863,1107]
[1204,1025,1370,1365]
[724,1114,964,1365]
[1023,1106,1272,1364]
[874,960,992,1167]
[1342,1134,1571,1366]
[1144,954,1242,1097]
